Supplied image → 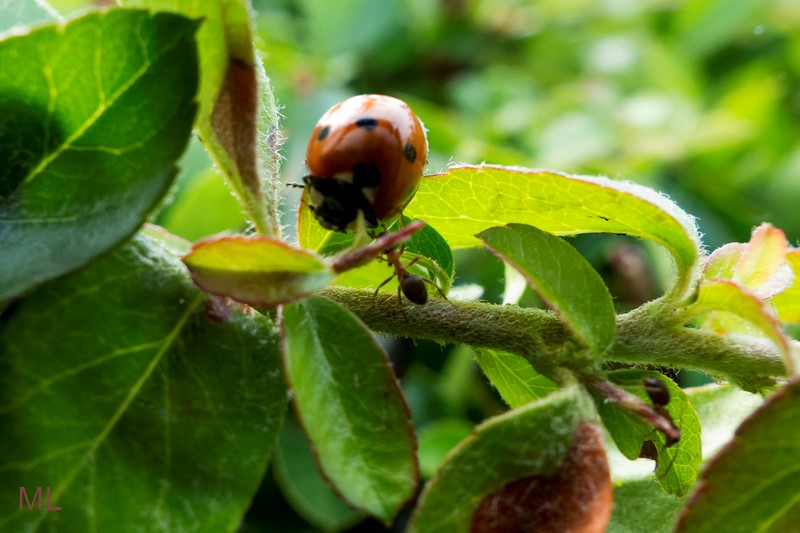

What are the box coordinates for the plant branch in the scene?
[320,287,787,391]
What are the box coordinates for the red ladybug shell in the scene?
[304,94,427,231]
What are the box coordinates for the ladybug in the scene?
[304,94,428,232]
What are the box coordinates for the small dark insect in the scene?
[376,245,428,306]
[373,233,448,315]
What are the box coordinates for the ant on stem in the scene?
[371,227,448,313]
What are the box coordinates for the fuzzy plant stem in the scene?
[320,287,788,391]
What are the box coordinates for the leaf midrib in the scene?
[26,292,203,532]
[18,13,187,192]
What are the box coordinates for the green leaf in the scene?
[297,187,330,252]
[405,165,701,296]
[472,347,557,408]
[479,223,616,356]
[677,378,800,532]
[183,236,336,306]
[391,216,455,292]
[0,10,199,300]
[596,370,702,497]
[773,250,800,324]
[409,386,588,532]
[608,478,683,533]
[158,168,247,241]
[121,0,280,236]
[273,415,363,532]
[606,385,760,532]
[280,296,418,525]
[684,279,795,373]
[417,419,474,479]
[0,232,287,531]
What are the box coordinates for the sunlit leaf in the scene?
[280,296,417,525]
[0,10,199,299]
[704,223,792,299]
[405,165,701,296]
[677,378,800,532]
[0,232,287,531]
[773,250,800,324]
[479,223,615,356]
[297,187,330,252]
[183,235,336,306]
[704,243,745,281]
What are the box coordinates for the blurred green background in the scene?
[50,0,800,530]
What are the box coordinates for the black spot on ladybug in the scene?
[317,126,330,141]
[355,117,379,130]
[403,143,417,162]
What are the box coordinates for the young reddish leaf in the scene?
[479,224,615,357]
[409,386,590,532]
[773,250,800,323]
[405,165,701,297]
[677,378,800,533]
[704,223,792,299]
[472,347,557,408]
[684,279,795,373]
[471,422,612,533]
[280,297,418,525]
[183,236,336,305]
[596,370,702,497]
[0,10,199,300]
[734,223,790,297]
[703,243,745,280]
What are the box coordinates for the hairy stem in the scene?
[321,287,787,391]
